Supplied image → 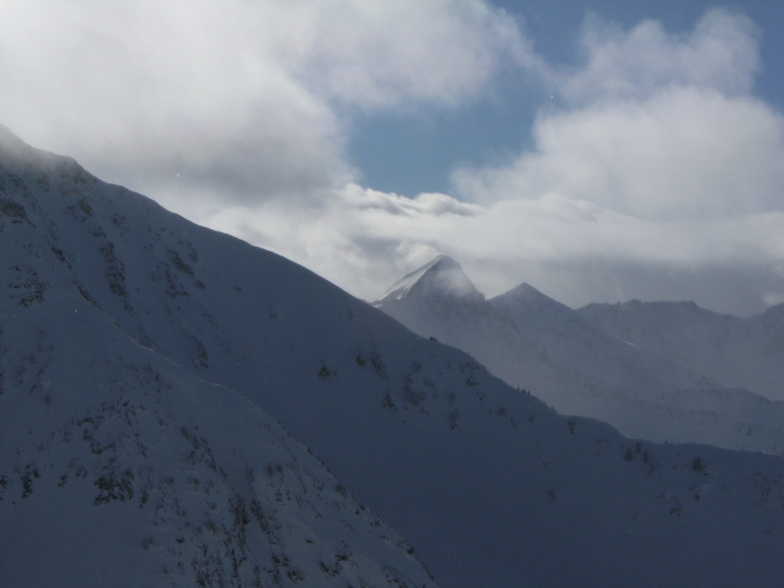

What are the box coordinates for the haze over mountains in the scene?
[3,125,784,586]
[376,255,784,454]
[579,299,784,401]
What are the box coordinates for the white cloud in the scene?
[1,2,782,315]
[278,0,531,109]
[0,0,528,204]
[1,0,351,202]
[452,9,782,222]
[559,8,760,103]
[453,88,784,221]
[254,7,782,314]
[436,8,784,312]
[194,172,784,316]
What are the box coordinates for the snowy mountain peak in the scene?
[376,255,484,305]
[378,255,784,455]
[0,124,66,170]
[0,124,40,168]
[492,281,570,312]
[0,124,64,157]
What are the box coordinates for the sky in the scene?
[2,0,783,316]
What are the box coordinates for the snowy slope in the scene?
[377,256,784,454]
[4,126,784,587]
[579,299,784,401]
[0,295,435,587]
[0,126,434,587]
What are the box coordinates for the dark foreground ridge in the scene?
[2,126,784,587]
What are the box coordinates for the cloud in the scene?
[436,8,784,312]
[1,0,351,202]
[0,0,528,204]
[453,9,782,221]
[559,8,760,103]
[453,87,784,221]
[1,3,782,315]
[209,182,784,314]
[226,7,782,315]
[280,1,532,109]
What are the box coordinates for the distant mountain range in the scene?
[376,255,784,454]
[3,125,784,586]
[578,298,784,400]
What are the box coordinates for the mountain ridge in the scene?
[4,127,784,586]
[377,255,784,454]
[578,298,784,400]
[0,127,436,586]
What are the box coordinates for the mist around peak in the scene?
[377,254,484,305]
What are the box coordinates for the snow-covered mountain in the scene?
[578,299,784,401]
[381,255,485,306]
[0,126,433,587]
[4,126,784,587]
[376,256,784,454]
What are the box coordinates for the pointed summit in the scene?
[498,282,559,305]
[0,123,86,179]
[377,255,484,305]
[492,281,573,316]
[0,123,41,166]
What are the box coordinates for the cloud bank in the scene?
[1,2,782,314]
[1,0,527,200]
